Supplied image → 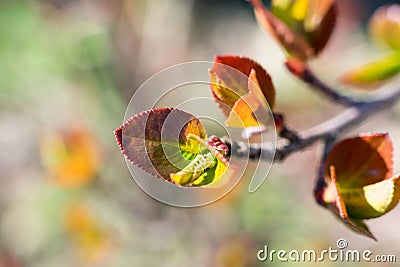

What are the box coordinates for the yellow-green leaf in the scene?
[336,173,400,219]
[170,134,231,187]
[170,153,216,186]
[341,53,400,89]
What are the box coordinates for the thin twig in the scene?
[285,59,359,106]
[301,67,358,106]
[225,86,400,162]
[273,113,301,142]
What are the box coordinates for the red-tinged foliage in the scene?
[210,55,275,108]
[285,58,307,78]
[308,0,338,55]
[209,55,275,132]
[249,0,338,60]
[250,0,314,60]
[316,133,400,240]
[115,107,206,180]
[324,133,393,188]
[207,135,229,157]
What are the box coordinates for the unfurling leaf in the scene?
[170,134,231,187]
[315,133,400,240]
[369,4,400,51]
[340,53,400,89]
[114,108,231,187]
[249,0,338,60]
[209,55,275,133]
[170,153,216,186]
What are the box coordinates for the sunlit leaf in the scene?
[250,0,314,60]
[325,133,393,188]
[170,153,216,186]
[317,134,400,240]
[210,55,275,108]
[369,4,400,51]
[291,0,309,21]
[115,108,207,180]
[115,108,232,187]
[209,70,240,117]
[209,55,275,134]
[340,53,400,88]
[325,166,376,240]
[225,69,270,128]
[341,175,400,219]
[250,0,337,60]
[169,134,231,187]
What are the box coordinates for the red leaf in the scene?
[210,55,275,108]
[325,133,393,189]
[249,0,314,60]
[249,0,338,59]
[306,0,338,55]
[114,108,207,180]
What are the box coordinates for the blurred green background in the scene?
[0,0,399,266]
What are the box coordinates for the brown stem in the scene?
[285,58,359,106]
[315,135,336,195]
[225,86,400,161]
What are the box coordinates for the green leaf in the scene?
[340,175,400,219]
[369,4,400,51]
[326,166,376,240]
[170,153,216,186]
[114,108,207,181]
[271,0,303,30]
[341,53,400,88]
[170,135,231,187]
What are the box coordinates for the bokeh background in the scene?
[0,0,399,266]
